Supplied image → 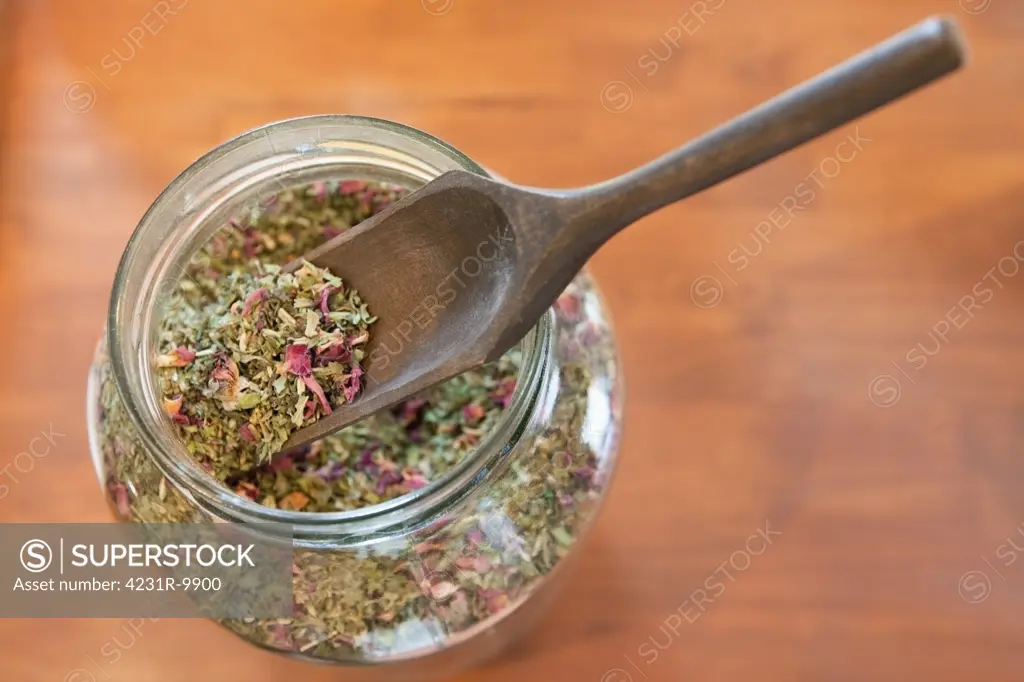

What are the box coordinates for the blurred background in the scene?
[1,0,1023,680]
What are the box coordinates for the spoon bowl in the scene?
[288,179,523,445]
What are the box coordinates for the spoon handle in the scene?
[561,16,966,237]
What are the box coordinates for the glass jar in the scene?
[85,115,622,679]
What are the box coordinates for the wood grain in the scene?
[1,1,1023,680]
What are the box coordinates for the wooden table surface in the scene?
[2,0,1023,680]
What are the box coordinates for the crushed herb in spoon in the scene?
[158,260,375,480]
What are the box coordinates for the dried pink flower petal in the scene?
[156,346,196,368]
[404,472,428,490]
[234,482,260,500]
[579,321,603,346]
[318,285,335,319]
[268,451,295,472]
[479,587,510,614]
[267,623,294,650]
[490,377,516,407]
[359,192,374,213]
[239,423,257,443]
[210,354,239,384]
[242,228,261,258]
[302,374,332,414]
[461,403,485,424]
[161,395,192,425]
[453,432,479,449]
[426,580,458,601]
[111,483,131,518]
[310,182,327,203]
[242,288,268,317]
[311,460,346,481]
[554,292,582,321]
[342,365,363,403]
[572,466,596,484]
[339,180,366,194]
[282,344,312,377]
[375,470,402,494]
[279,491,310,511]
[316,341,351,365]
[162,395,183,418]
[397,396,427,426]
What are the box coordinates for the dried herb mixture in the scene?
[92,178,620,662]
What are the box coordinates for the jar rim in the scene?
[106,114,555,541]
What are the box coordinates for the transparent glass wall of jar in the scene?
[85,115,623,679]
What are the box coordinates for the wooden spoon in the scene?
[281,15,966,451]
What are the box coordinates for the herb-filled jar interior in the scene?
[86,115,622,676]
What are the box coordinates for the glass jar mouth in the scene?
[107,114,555,541]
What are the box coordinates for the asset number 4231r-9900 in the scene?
[125,577,222,591]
